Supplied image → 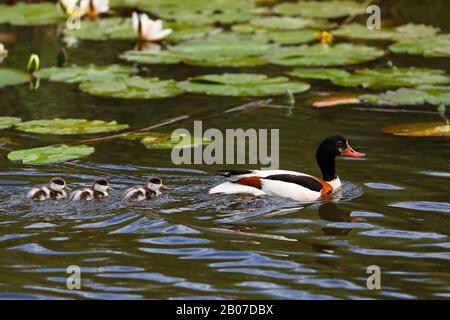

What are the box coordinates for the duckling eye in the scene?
[149,178,161,184]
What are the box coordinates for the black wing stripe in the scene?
[215,169,253,177]
[263,174,323,192]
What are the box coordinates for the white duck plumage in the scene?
[209,135,364,202]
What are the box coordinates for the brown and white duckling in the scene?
[70,179,110,201]
[27,177,68,201]
[123,176,167,201]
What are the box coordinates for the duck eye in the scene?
[336,141,344,148]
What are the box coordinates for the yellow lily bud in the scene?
[314,31,334,44]
[27,53,40,74]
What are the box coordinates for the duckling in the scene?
[27,177,68,201]
[70,179,110,201]
[123,176,167,201]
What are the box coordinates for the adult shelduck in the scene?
[209,135,364,202]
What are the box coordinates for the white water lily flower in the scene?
[132,12,172,42]
[80,0,110,17]
[58,0,83,17]
[0,43,8,63]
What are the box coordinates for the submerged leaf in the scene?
[273,0,365,19]
[269,44,384,67]
[0,68,30,87]
[79,77,184,99]
[177,73,310,97]
[7,145,95,164]
[381,122,450,137]
[334,23,440,42]
[389,34,450,58]
[15,119,129,135]
[36,65,137,83]
[0,117,22,130]
[0,2,62,26]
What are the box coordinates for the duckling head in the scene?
[50,177,67,192]
[93,179,109,193]
[146,176,167,192]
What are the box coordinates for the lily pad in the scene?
[288,68,350,80]
[156,8,268,26]
[0,117,22,130]
[120,35,278,67]
[330,68,450,88]
[121,132,211,149]
[290,67,450,88]
[138,0,256,15]
[63,17,220,42]
[273,0,365,19]
[0,2,62,26]
[334,23,440,42]
[381,122,450,137]
[241,16,337,31]
[15,119,129,135]
[79,76,184,99]
[36,65,137,83]
[8,145,95,165]
[360,86,450,106]
[177,73,310,97]
[0,68,30,87]
[389,34,450,58]
[269,44,384,67]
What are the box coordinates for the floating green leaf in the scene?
[15,119,129,135]
[177,73,310,97]
[79,77,184,99]
[157,8,268,26]
[7,145,95,164]
[0,69,29,87]
[381,122,450,137]
[36,65,136,83]
[120,35,278,67]
[389,34,450,58]
[63,17,220,42]
[334,23,440,42]
[0,2,62,26]
[241,16,336,31]
[289,67,450,88]
[360,86,450,106]
[0,117,22,130]
[273,0,365,19]
[138,0,256,15]
[288,68,350,80]
[121,132,211,149]
[269,44,384,67]
[330,68,450,88]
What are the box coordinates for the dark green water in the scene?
[0,1,449,299]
